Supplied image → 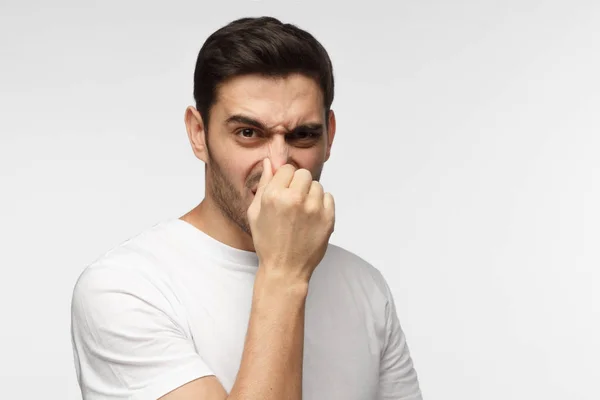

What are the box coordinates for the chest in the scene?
[181,275,382,399]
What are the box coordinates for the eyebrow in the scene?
[225,114,324,134]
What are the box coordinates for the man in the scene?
[71,16,423,400]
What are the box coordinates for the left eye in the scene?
[292,132,320,140]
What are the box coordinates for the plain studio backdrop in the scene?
[1,0,599,399]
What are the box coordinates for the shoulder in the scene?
[71,221,181,317]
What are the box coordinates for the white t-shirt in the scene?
[71,218,422,400]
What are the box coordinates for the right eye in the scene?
[238,128,257,138]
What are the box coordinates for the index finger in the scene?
[254,158,274,198]
[269,163,297,189]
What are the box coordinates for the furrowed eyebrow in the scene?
[288,124,324,135]
[225,114,267,130]
[225,114,324,135]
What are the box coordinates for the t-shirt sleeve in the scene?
[71,263,214,400]
[377,274,423,400]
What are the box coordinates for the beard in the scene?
[206,147,324,237]
[207,150,256,236]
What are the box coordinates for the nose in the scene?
[267,135,292,173]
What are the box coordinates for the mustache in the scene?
[246,173,263,189]
[246,169,320,189]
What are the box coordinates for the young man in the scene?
[71,16,423,400]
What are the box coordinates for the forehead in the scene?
[213,73,325,128]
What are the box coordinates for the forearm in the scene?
[227,266,309,400]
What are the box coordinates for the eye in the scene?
[289,131,322,141]
[237,128,258,138]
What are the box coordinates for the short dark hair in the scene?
[193,17,335,130]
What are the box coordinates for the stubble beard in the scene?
[207,150,254,237]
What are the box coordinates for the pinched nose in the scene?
[266,137,292,173]
[268,156,289,172]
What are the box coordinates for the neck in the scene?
[180,197,256,252]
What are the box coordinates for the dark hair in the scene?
[193,17,335,130]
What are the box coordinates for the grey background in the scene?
[1,0,599,399]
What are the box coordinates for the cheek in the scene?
[297,149,325,170]
[223,154,257,188]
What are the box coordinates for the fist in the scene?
[247,159,335,283]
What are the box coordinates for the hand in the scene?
[247,158,335,284]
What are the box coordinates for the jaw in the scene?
[189,194,256,250]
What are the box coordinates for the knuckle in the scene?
[325,213,335,231]
[262,189,277,204]
[294,169,313,184]
[296,168,312,178]
[282,164,297,174]
[304,200,321,214]
[311,181,323,192]
[286,192,303,207]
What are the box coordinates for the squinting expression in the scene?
[204,73,335,236]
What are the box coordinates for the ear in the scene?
[325,109,336,162]
[184,106,209,163]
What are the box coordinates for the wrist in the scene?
[254,264,310,301]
